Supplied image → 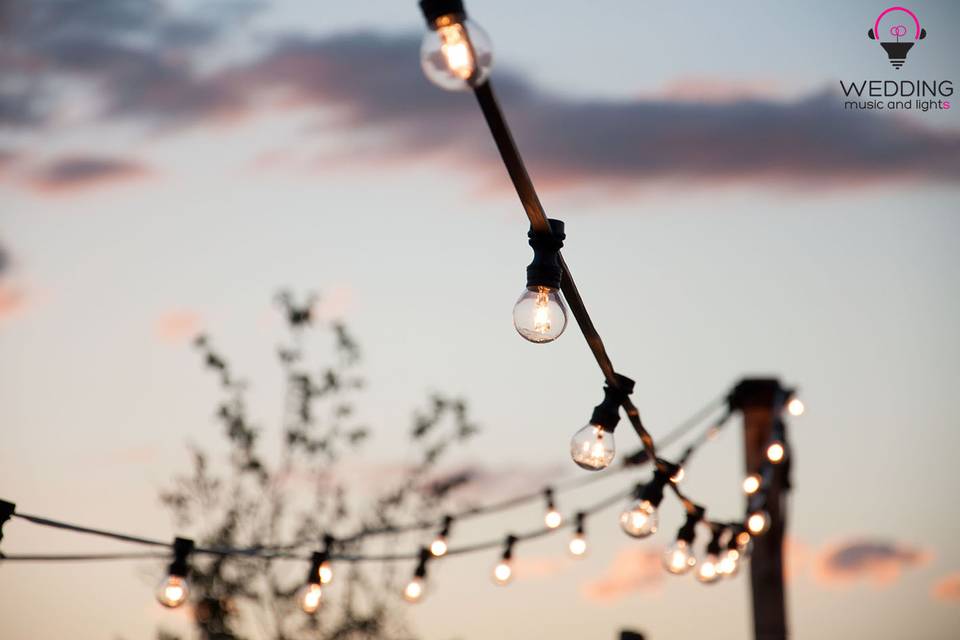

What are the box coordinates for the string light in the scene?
[695,528,723,585]
[717,529,743,577]
[742,474,761,495]
[747,510,770,536]
[786,396,805,417]
[543,489,563,529]
[318,534,335,584]
[662,507,702,575]
[766,441,785,464]
[513,219,568,343]
[571,374,635,471]
[568,513,588,557]
[430,515,453,557]
[403,547,431,604]
[296,551,326,614]
[492,535,517,586]
[619,469,669,539]
[156,537,193,609]
[418,0,493,91]
[670,465,685,484]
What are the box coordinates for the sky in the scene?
[1,0,959,638]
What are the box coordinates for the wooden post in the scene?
[730,379,790,640]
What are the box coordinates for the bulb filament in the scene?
[438,23,475,80]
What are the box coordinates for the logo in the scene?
[867,6,927,69]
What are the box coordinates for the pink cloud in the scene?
[931,572,960,603]
[0,284,28,320]
[812,539,931,588]
[581,547,664,603]
[156,310,203,342]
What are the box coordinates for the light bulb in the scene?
[155,575,189,608]
[513,286,567,343]
[296,583,323,614]
[619,499,658,538]
[736,530,752,549]
[742,474,761,495]
[402,576,426,603]
[662,540,697,575]
[318,560,333,585]
[492,560,513,585]
[570,424,615,471]
[430,535,448,557]
[718,549,741,577]
[766,441,785,464]
[670,466,685,484]
[787,397,805,416]
[747,511,770,535]
[420,16,493,91]
[696,553,721,584]
[568,533,588,557]
[544,508,563,529]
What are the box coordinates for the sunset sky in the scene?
[1,1,959,639]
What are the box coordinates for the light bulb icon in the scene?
[867,7,927,70]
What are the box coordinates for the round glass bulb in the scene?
[736,530,752,550]
[568,533,588,557]
[670,466,685,483]
[420,17,493,91]
[570,424,615,471]
[544,508,563,529]
[492,560,513,586]
[766,441,785,463]
[742,474,761,495]
[296,583,323,614]
[718,549,741,577]
[787,397,805,416]
[747,511,770,535]
[513,286,567,343]
[430,536,448,557]
[156,575,189,608]
[318,560,333,585]
[402,576,426,603]
[696,553,721,584]
[619,499,658,538]
[661,539,697,575]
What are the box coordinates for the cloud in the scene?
[0,284,27,320]
[156,310,203,342]
[29,156,148,192]
[931,573,960,603]
[5,5,960,189]
[581,547,664,603]
[812,539,931,588]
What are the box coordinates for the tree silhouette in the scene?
[159,291,479,639]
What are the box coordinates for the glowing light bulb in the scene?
[430,535,448,558]
[570,424,615,471]
[787,397,805,416]
[670,466,685,484]
[696,553,721,584]
[662,540,697,575]
[742,474,761,495]
[492,560,513,585]
[747,511,770,535]
[513,286,568,343]
[736,530,752,549]
[718,549,741,577]
[568,532,588,557]
[296,583,323,614]
[420,15,493,91]
[544,508,563,529]
[155,575,189,608]
[402,576,426,603]
[619,499,658,538]
[318,560,333,585]
[766,441,785,464]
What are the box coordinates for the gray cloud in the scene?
[814,539,930,586]
[30,156,147,190]
[4,10,960,187]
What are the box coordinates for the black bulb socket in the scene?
[676,506,705,544]
[420,0,466,27]
[525,219,565,290]
[168,537,194,578]
[590,373,635,433]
